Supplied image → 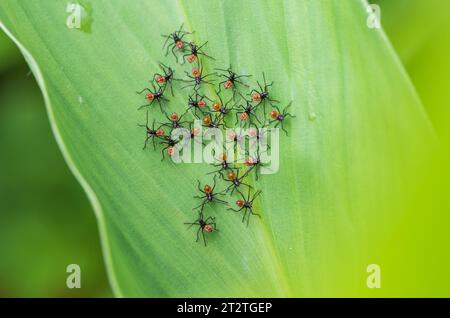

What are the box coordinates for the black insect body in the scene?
[245,151,269,181]
[228,189,262,226]
[159,135,180,161]
[202,113,228,143]
[216,65,251,99]
[184,214,217,246]
[162,24,193,62]
[154,62,180,96]
[193,175,227,212]
[182,64,216,90]
[210,91,237,126]
[248,126,271,151]
[161,112,189,134]
[250,72,280,114]
[202,113,226,130]
[180,122,203,147]
[234,98,262,127]
[186,90,212,118]
[183,41,215,64]
[269,102,296,135]
[137,82,169,114]
[211,99,232,116]
[226,129,247,156]
[207,153,235,178]
[138,111,165,150]
[224,169,252,196]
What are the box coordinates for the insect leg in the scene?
[201,230,207,246]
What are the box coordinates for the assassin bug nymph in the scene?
[137,82,169,114]
[153,62,180,96]
[269,101,296,135]
[160,135,180,161]
[203,114,228,146]
[202,113,226,130]
[193,175,227,212]
[138,110,165,150]
[234,95,262,127]
[248,126,271,151]
[210,90,236,126]
[161,111,189,133]
[181,122,204,148]
[183,41,215,64]
[249,72,280,114]
[186,89,212,118]
[182,63,216,90]
[228,188,262,226]
[184,214,217,246]
[162,23,193,62]
[245,151,270,181]
[224,168,253,196]
[226,129,247,159]
[215,65,251,99]
[207,152,236,178]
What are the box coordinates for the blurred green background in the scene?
[375,0,450,137]
[0,30,111,296]
[0,0,448,297]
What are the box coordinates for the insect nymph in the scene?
[183,41,215,64]
[184,213,218,246]
[161,23,193,62]
[228,188,262,226]
[193,175,227,212]
[269,102,295,135]
[138,111,165,150]
[153,62,180,96]
[215,65,251,99]
[182,64,216,90]
[250,72,279,114]
[137,82,169,114]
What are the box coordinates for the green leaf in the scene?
[0,0,437,296]
[0,29,22,72]
[375,0,450,136]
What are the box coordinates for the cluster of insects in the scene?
[137,24,295,246]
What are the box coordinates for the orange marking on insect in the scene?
[170,112,179,121]
[156,76,166,84]
[270,110,279,120]
[248,128,257,137]
[156,128,164,137]
[251,93,261,102]
[204,224,213,232]
[146,93,154,101]
[192,67,200,77]
[224,80,233,89]
[212,102,221,111]
[188,54,197,63]
[239,112,249,121]
[204,185,212,193]
[236,199,245,208]
[227,131,237,140]
[197,100,206,108]
[191,127,200,136]
[245,158,254,166]
[203,116,212,126]
[175,40,184,49]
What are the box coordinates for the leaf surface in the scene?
[0,0,436,296]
